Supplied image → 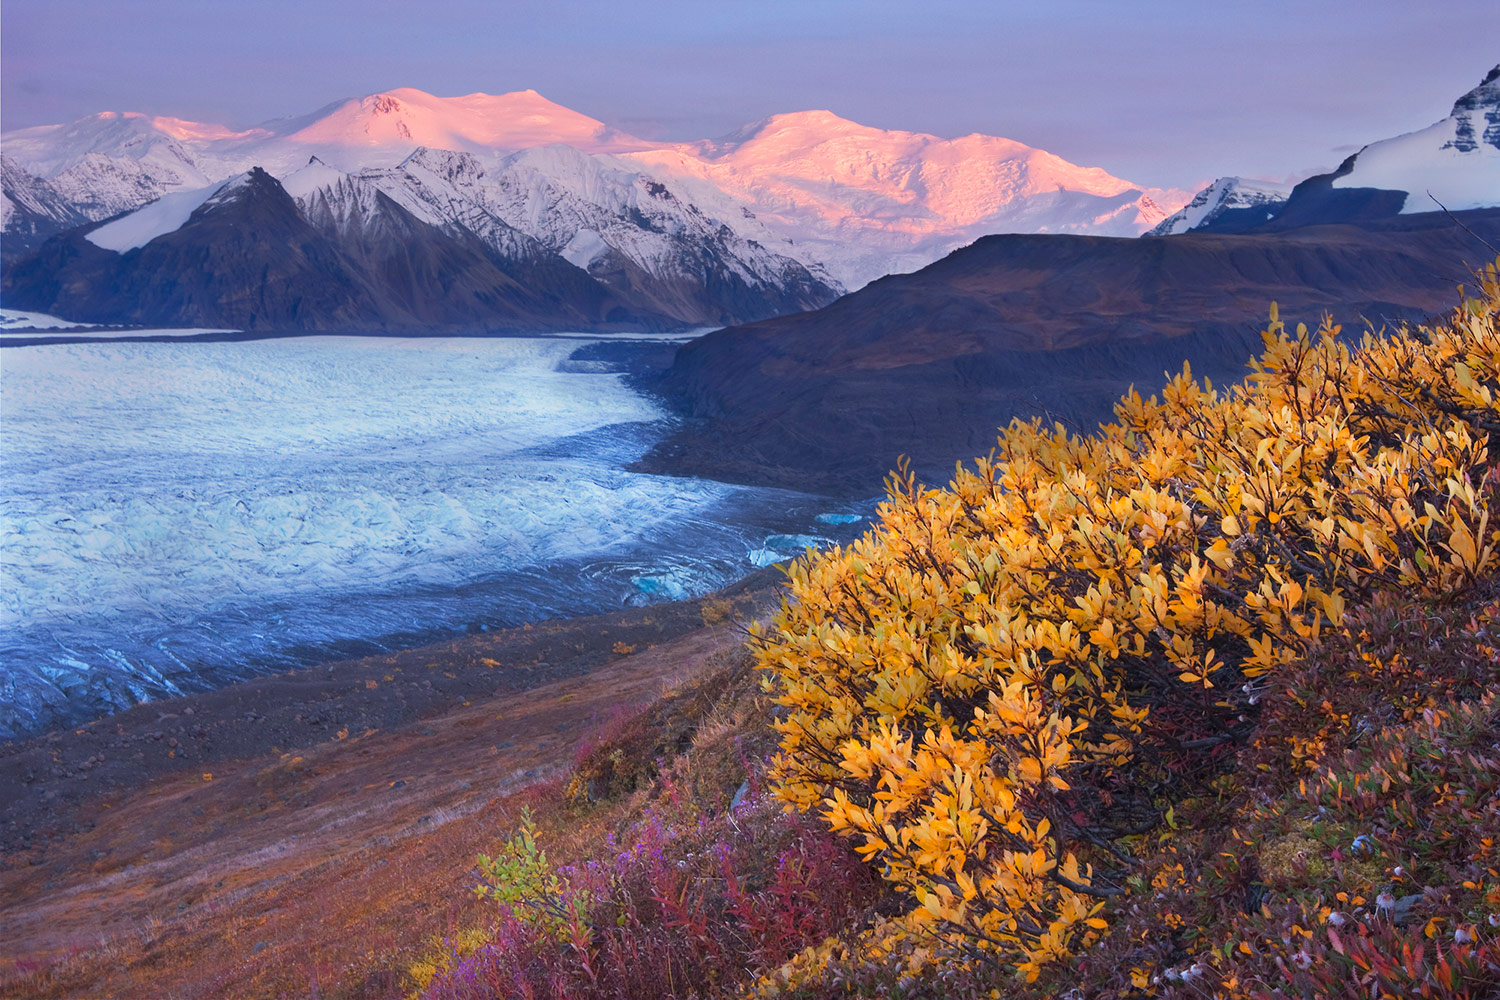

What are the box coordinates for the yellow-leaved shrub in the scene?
[754,262,1500,983]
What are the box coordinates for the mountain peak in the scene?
[710,109,884,149]
[1147,176,1292,235]
[760,109,860,128]
[281,157,352,200]
[1325,62,1500,212]
[1450,63,1500,118]
[276,88,651,158]
[5,85,1193,293]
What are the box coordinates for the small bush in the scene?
[700,598,734,626]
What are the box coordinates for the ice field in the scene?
[0,334,865,740]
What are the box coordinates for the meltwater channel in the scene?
[0,332,867,741]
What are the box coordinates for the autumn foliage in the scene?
[419,264,1500,1000]
[755,261,1500,986]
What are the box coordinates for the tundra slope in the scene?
[641,209,1500,494]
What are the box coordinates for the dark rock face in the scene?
[297,184,632,331]
[576,236,836,330]
[3,169,392,330]
[1444,63,1500,153]
[640,209,1500,495]
[1219,154,1410,233]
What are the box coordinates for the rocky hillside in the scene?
[641,209,1500,493]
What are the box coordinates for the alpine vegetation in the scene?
[754,262,1500,990]
[410,270,1500,1000]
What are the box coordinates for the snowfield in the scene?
[0,308,234,336]
[85,175,236,251]
[0,335,860,740]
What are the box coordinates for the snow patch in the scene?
[1333,118,1500,212]
[559,227,611,269]
[1,326,239,339]
[84,176,234,252]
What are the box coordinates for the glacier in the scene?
[0,334,859,741]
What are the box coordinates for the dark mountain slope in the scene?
[3,170,398,330]
[295,182,634,330]
[640,209,1500,494]
[0,167,822,332]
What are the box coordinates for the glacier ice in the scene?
[760,534,830,552]
[0,308,100,331]
[0,334,854,741]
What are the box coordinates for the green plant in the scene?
[474,806,588,940]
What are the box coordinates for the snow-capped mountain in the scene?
[1,156,91,253]
[630,110,1184,286]
[1147,176,1292,235]
[265,88,655,167]
[1,87,1186,295]
[1,166,657,332]
[1330,64,1500,213]
[3,147,837,332]
[2,113,217,222]
[378,145,834,316]
[1143,64,1500,238]
[276,149,836,326]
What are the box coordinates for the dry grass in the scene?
[0,612,757,999]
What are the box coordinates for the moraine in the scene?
[0,332,866,741]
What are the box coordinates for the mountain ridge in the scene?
[2,87,1186,292]
[1,167,657,332]
[1159,64,1500,236]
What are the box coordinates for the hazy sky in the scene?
[4,0,1498,190]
